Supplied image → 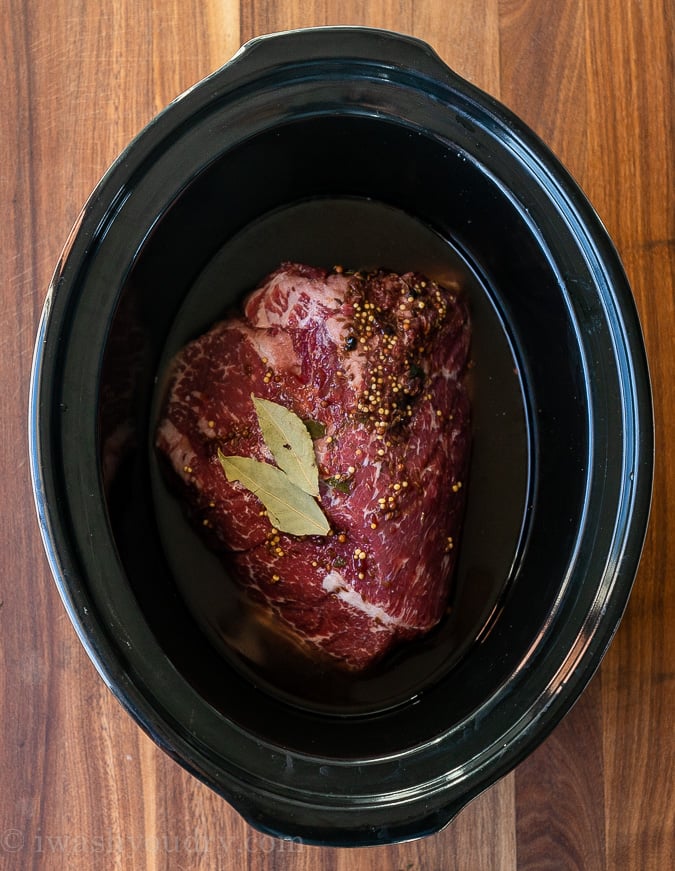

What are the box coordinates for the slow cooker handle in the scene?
[221,25,466,90]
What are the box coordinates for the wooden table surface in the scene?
[2,1,672,869]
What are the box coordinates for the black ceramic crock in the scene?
[29,27,653,846]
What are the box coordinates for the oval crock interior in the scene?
[98,114,590,758]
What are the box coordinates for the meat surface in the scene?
[156,262,471,671]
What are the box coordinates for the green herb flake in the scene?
[324,476,352,494]
[303,418,326,440]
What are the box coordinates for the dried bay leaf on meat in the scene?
[218,451,330,537]
[252,395,320,497]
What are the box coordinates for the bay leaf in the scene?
[252,395,320,497]
[218,451,330,537]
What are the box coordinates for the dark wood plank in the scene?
[515,677,608,871]
[500,0,606,871]
[498,0,589,183]
[583,1,674,868]
[499,4,609,867]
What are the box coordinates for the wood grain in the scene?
[1,1,672,869]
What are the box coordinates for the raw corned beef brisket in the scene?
[156,262,471,671]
